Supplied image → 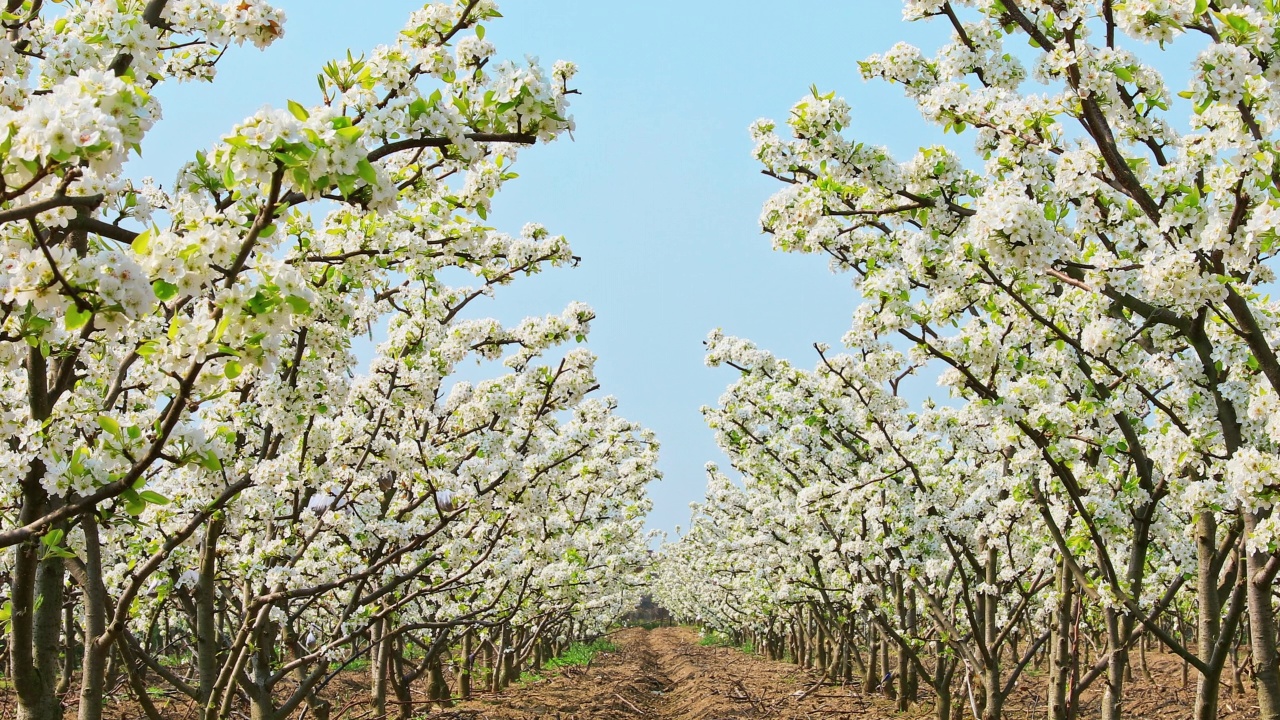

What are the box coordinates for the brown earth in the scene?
[443,627,1262,720]
[0,627,1262,718]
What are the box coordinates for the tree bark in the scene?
[12,486,65,720]
[56,601,74,696]
[77,514,108,720]
[1246,510,1280,720]
[1048,558,1074,720]
[1195,512,1223,720]
[195,518,222,720]
[459,630,473,698]
[370,617,388,717]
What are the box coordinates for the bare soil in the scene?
[443,627,1262,720]
[0,627,1262,718]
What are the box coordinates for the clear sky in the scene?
[128,2,958,537]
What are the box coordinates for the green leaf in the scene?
[213,316,230,343]
[152,280,179,301]
[69,447,86,474]
[291,166,311,193]
[138,490,170,505]
[1215,11,1254,33]
[356,158,377,185]
[335,174,356,198]
[131,228,152,254]
[336,126,364,143]
[287,99,310,121]
[65,306,92,332]
[96,416,122,438]
[285,295,312,314]
[200,452,223,472]
[224,360,243,380]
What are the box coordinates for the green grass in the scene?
[698,630,754,655]
[698,631,733,647]
[328,657,370,672]
[516,670,545,684]
[545,638,617,669]
[504,632,624,681]
[518,638,618,684]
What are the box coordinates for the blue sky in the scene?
[129,2,959,536]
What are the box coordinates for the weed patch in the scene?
[698,630,754,654]
[544,637,617,670]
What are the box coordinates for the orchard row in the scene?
[0,2,655,719]
[657,3,1280,720]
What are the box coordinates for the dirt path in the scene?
[445,626,901,720]
[411,627,1268,720]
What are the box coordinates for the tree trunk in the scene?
[1246,510,1280,720]
[1048,558,1074,720]
[981,544,1001,720]
[56,601,75,696]
[459,630,473,698]
[389,638,413,720]
[815,616,827,676]
[370,617,388,717]
[116,633,166,720]
[1100,609,1126,720]
[863,628,879,694]
[11,446,65,720]
[934,645,955,720]
[501,627,516,688]
[195,518,223,720]
[905,589,919,703]
[428,654,452,707]
[77,514,108,720]
[492,630,507,691]
[1232,635,1247,696]
[895,578,909,710]
[880,626,892,697]
[1195,512,1223,720]
[247,619,278,720]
